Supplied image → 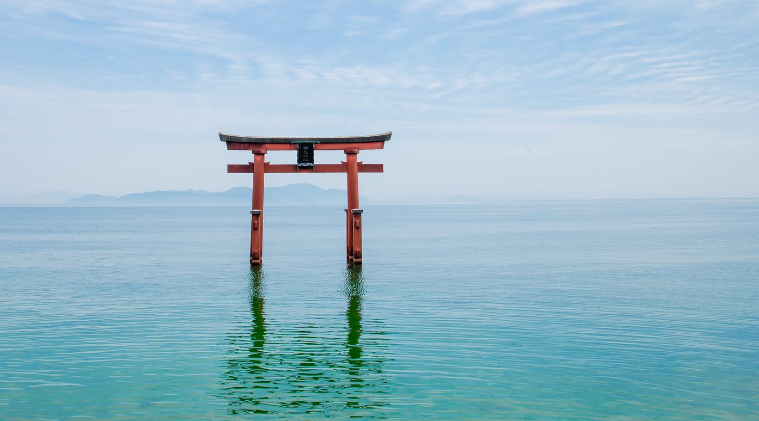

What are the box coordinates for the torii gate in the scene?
[220,131,391,265]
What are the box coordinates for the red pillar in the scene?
[345,208,351,259]
[351,209,363,263]
[251,151,266,265]
[250,209,261,265]
[345,150,361,263]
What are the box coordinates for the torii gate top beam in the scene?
[219,131,391,151]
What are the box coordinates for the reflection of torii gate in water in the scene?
[220,131,391,265]
[220,267,389,414]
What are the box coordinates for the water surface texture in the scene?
[1,201,758,420]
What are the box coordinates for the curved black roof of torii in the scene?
[219,131,392,144]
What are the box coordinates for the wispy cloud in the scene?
[380,27,409,40]
[401,0,588,17]
[513,1,580,17]
[504,147,569,155]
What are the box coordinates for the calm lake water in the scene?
[1,201,758,420]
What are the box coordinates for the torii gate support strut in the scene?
[220,132,391,266]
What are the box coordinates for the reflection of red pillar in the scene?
[251,151,266,265]
[345,150,361,262]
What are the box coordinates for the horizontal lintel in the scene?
[226,141,386,152]
[220,131,391,144]
[227,163,383,174]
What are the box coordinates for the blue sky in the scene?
[1,0,758,201]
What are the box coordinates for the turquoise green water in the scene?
[1,201,758,419]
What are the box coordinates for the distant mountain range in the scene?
[63,183,368,206]
[0,191,79,204]
[1,184,489,206]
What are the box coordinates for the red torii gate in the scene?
[220,131,391,265]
